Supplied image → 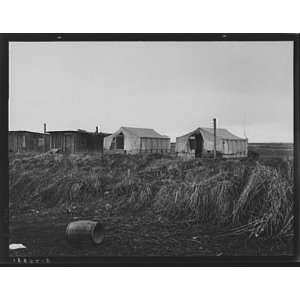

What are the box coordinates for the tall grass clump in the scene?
[153,160,293,239]
[232,162,293,238]
[154,172,239,223]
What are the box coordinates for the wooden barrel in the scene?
[65,220,104,245]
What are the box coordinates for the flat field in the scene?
[9,144,294,257]
[249,143,293,159]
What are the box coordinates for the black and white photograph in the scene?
[6,36,296,260]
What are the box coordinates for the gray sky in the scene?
[9,41,293,142]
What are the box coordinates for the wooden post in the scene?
[213,118,217,159]
[222,139,225,156]
[140,137,142,153]
[43,123,46,152]
[73,134,75,153]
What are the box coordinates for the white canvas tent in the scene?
[176,127,248,158]
[104,127,171,154]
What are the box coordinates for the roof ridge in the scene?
[201,127,227,130]
[120,126,139,137]
[122,126,156,130]
[119,126,169,138]
[176,127,243,140]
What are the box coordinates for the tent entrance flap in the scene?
[110,132,124,150]
[188,133,203,157]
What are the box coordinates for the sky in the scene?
[9,41,293,142]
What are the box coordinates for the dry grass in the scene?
[9,152,294,240]
[232,162,293,238]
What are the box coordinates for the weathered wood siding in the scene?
[9,132,50,152]
[49,132,105,153]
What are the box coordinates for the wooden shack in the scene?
[9,131,50,152]
[47,130,111,153]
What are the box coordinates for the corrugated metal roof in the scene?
[121,127,170,139]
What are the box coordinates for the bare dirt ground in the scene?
[10,212,292,257]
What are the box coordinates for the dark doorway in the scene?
[65,134,73,153]
[115,132,124,149]
[189,133,203,157]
